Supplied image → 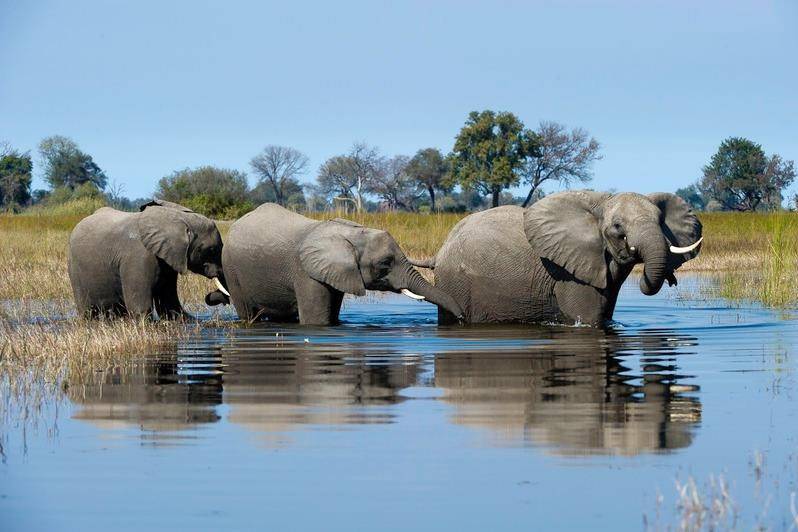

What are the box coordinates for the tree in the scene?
[317,155,357,210]
[38,135,107,191]
[155,166,251,218]
[249,145,309,206]
[675,184,706,211]
[316,143,383,212]
[406,148,449,211]
[369,155,421,211]
[0,147,33,210]
[699,137,795,212]
[447,110,541,208]
[520,121,601,207]
[249,177,306,209]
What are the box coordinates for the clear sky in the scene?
[1,0,796,200]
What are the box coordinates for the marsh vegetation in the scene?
[3,208,798,309]
[1,207,796,400]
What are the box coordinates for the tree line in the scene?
[676,137,795,212]
[1,111,793,216]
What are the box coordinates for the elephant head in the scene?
[138,199,228,293]
[523,190,702,295]
[299,219,464,318]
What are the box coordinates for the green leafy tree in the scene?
[675,184,706,211]
[699,137,795,211]
[0,146,33,210]
[155,166,252,218]
[521,121,601,207]
[447,110,541,208]
[38,135,107,191]
[406,148,449,211]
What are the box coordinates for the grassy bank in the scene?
[3,209,798,306]
[0,208,797,397]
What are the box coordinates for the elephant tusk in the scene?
[401,289,426,301]
[669,237,703,254]
[213,277,230,297]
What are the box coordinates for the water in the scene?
[2,277,798,530]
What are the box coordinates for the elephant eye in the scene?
[376,257,393,271]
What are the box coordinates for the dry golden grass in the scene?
[0,315,190,387]
[0,206,798,338]
[306,210,466,262]
[2,208,797,319]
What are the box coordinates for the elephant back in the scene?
[227,203,316,255]
[69,207,138,248]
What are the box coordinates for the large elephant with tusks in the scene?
[415,191,702,326]
[210,203,464,325]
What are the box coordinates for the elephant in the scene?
[418,190,702,326]
[208,203,464,325]
[68,199,229,319]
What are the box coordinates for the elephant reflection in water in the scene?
[69,358,224,434]
[220,341,421,436]
[68,340,421,443]
[69,328,701,454]
[433,327,702,455]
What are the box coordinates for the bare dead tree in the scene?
[369,155,421,211]
[521,121,602,207]
[317,155,356,206]
[316,143,383,212]
[346,142,383,212]
[250,145,309,206]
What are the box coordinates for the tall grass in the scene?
[715,213,798,307]
[3,209,798,309]
[306,209,466,260]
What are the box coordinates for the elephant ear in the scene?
[647,193,703,269]
[523,190,611,289]
[137,206,192,273]
[139,198,194,213]
[299,223,366,296]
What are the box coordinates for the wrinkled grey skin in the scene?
[210,203,464,325]
[68,200,226,319]
[426,191,702,326]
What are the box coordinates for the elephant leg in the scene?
[120,257,157,319]
[295,276,339,325]
[553,281,607,326]
[153,265,193,320]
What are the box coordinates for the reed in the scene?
[3,209,798,310]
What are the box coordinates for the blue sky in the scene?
[1,0,796,200]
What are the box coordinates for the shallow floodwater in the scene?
[2,277,798,530]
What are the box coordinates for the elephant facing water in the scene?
[210,203,464,325]
[68,200,227,319]
[423,190,702,326]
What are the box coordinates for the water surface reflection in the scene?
[70,323,700,455]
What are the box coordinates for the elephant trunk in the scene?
[397,259,464,319]
[636,227,669,296]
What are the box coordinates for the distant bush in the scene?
[25,196,108,217]
[155,166,251,218]
[180,194,255,220]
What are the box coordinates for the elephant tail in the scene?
[409,256,436,269]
